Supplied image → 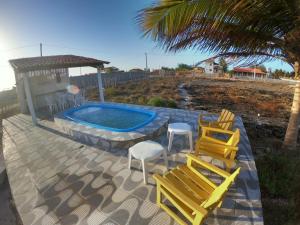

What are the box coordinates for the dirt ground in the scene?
[183,77,296,152]
[87,76,297,152]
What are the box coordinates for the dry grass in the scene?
[86,77,185,106]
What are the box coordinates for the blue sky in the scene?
[0,0,292,90]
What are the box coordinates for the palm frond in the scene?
[137,0,300,65]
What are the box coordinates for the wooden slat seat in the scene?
[195,126,240,171]
[198,109,235,135]
[153,154,240,225]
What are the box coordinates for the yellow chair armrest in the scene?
[202,126,235,135]
[230,146,239,152]
[200,136,228,145]
[214,120,234,124]
[197,140,238,151]
[153,174,208,216]
[186,154,231,178]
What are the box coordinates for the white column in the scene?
[23,72,37,125]
[97,67,104,102]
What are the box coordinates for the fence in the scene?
[70,72,149,89]
[0,88,19,119]
[0,103,20,119]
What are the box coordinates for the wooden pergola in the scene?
[9,55,109,125]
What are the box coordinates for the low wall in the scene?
[54,102,169,151]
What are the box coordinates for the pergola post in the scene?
[97,67,105,102]
[23,72,37,125]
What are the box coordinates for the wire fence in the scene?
[0,103,20,119]
[70,72,149,89]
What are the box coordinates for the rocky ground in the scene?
[182,77,297,152]
[87,76,297,152]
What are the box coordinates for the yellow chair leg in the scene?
[156,184,161,204]
[225,163,231,172]
[193,213,205,225]
[217,200,223,208]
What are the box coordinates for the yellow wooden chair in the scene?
[198,109,235,133]
[153,154,240,225]
[195,126,240,171]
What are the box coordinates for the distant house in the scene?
[200,59,221,74]
[129,68,144,73]
[150,69,175,77]
[104,66,119,73]
[233,67,267,79]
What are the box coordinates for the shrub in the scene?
[147,97,177,108]
[105,87,117,96]
[256,153,300,199]
[256,152,300,224]
[147,97,166,107]
[166,99,177,108]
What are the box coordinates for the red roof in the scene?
[233,67,266,74]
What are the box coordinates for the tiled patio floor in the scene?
[2,106,264,225]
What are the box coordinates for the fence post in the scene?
[97,67,105,102]
[23,72,37,125]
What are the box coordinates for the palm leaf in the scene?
[137,0,300,64]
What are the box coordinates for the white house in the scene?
[199,59,221,74]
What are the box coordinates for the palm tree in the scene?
[137,0,300,150]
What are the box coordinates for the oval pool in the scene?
[63,104,157,132]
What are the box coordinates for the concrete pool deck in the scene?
[2,105,264,225]
[54,103,170,151]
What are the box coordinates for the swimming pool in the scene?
[64,103,157,132]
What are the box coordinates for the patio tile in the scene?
[57,204,108,225]
[106,195,159,225]
[3,109,264,225]
[148,211,179,225]
[99,219,120,225]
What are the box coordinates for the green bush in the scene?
[147,97,166,107]
[147,97,177,108]
[256,152,300,224]
[166,99,177,108]
[256,153,300,199]
[105,87,117,96]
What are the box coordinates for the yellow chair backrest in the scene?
[201,167,240,210]
[227,129,240,146]
[217,109,227,123]
[217,109,235,130]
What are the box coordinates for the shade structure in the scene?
[9,54,109,72]
[9,55,110,125]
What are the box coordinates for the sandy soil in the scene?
[86,76,297,152]
[183,77,297,152]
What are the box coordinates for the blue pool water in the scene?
[64,104,156,132]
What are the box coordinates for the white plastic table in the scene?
[128,140,168,184]
[167,123,193,152]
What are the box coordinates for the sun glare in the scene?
[0,34,16,91]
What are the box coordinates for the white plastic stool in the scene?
[167,123,193,152]
[128,140,168,184]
